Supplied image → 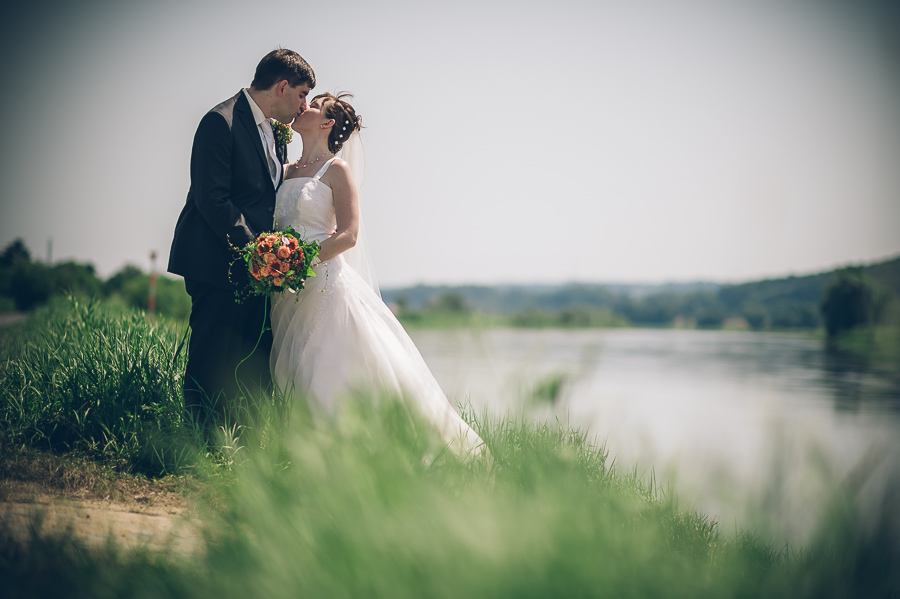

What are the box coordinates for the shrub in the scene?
[821,268,890,338]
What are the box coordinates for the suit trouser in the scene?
[183,278,273,431]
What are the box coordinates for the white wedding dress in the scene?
[270,157,486,458]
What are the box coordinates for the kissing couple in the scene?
[168,49,485,458]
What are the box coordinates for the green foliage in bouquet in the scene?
[231,226,320,303]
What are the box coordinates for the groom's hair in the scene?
[250,49,316,91]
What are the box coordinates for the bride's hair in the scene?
[315,92,363,154]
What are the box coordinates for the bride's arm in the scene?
[317,160,359,262]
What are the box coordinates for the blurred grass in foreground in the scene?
[2,405,898,598]
[0,299,897,597]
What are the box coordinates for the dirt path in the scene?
[0,450,206,555]
[0,313,27,327]
[0,497,203,555]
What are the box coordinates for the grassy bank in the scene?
[830,325,900,365]
[395,307,629,330]
[1,300,898,597]
[0,297,195,475]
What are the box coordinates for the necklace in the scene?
[298,152,329,169]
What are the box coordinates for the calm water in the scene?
[410,328,900,542]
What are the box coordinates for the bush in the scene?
[769,302,820,329]
[821,268,891,338]
[431,292,470,314]
[111,272,191,321]
[49,261,103,298]
[742,305,770,330]
[0,296,15,313]
[103,264,144,296]
[8,262,53,311]
[616,294,684,325]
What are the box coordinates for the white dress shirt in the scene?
[242,88,282,188]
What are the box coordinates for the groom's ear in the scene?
[273,80,289,96]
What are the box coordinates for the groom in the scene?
[168,49,315,432]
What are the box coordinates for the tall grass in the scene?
[2,404,898,597]
[0,297,194,473]
[0,299,897,597]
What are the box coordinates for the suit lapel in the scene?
[234,91,274,188]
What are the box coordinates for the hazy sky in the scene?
[1,0,898,287]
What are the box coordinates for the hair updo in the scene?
[315,92,363,154]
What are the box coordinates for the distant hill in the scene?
[716,256,900,328]
[382,255,900,329]
[865,257,900,296]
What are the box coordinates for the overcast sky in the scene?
[1,0,898,287]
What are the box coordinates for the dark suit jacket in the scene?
[168,91,278,288]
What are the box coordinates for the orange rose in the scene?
[252,272,262,280]
[273,277,283,286]
[279,260,291,273]
[276,245,291,259]
[259,266,272,278]
[264,235,279,245]
[263,252,277,265]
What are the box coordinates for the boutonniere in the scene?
[271,119,293,145]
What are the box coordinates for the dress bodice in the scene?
[274,158,338,243]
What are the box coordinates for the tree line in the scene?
[384,256,900,336]
[0,239,190,320]
[3,237,897,339]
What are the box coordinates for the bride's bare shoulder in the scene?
[323,158,354,185]
[328,158,351,174]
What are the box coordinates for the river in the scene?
[409,328,900,544]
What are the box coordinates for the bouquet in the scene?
[231,226,320,302]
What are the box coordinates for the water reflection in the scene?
[822,345,900,414]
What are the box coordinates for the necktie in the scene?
[260,121,279,186]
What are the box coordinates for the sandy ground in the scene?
[0,452,206,556]
[0,496,203,555]
[0,313,27,327]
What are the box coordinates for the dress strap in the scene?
[312,157,339,181]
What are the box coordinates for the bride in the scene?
[269,93,486,458]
